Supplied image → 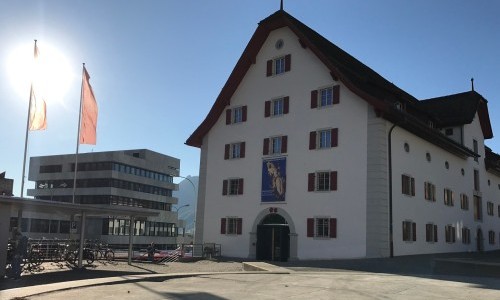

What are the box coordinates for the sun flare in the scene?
[7,41,75,105]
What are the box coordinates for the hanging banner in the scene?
[261,157,286,202]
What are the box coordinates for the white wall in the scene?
[201,27,369,259]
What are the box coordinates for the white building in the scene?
[186,9,500,261]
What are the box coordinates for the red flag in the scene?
[29,42,47,130]
[79,66,98,144]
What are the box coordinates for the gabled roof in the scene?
[186,10,419,148]
[419,91,493,139]
[185,10,491,156]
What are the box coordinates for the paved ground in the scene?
[2,251,500,299]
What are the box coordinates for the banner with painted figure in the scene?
[261,157,286,202]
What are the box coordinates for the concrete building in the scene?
[0,172,14,196]
[186,9,500,261]
[24,149,181,249]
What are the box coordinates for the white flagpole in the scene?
[72,63,86,204]
[20,40,38,198]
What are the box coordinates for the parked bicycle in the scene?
[89,240,114,261]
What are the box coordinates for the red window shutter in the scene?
[226,109,232,125]
[220,218,226,234]
[330,171,338,191]
[283,96,289,114]
[242,106,247,122]
[222,180,228,195]
[224,144,230,160]
[331,128,338,147]
[433,225,438,242]
[263,138,270,155]
[281,136,288,153]
[238,178,244,195]
[240,142,245,158]
[412,222,417,241]
[264,100,271,117]
[308,173,315,192]
[285,54,291,72]
[307,218,314,237]
[311,90,318,108]
[266,59,273,76]
[236,218,242,235]
[332,85,340,104]
[330,218,337,238]
[309,131,317,150]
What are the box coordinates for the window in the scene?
[474,169,480,191]
[424,182,436,202]
[263,136,287,155]
[489,230,495,245]
[402,221,416,242]
[265,97,289,117]
[498,205,500,218]
[224,142,245,159]
[462,227,471,244]
[473,139,478,162]
[266,54,291,76]
[487,202,494,216]
[309,128,338,150]
[220,217,242,235]
[444,188,454,206]
[425,223,438,243]
[39,165,62,173]
[445,225,456,243]
[222,178,244,196]
[445,128,454,136]
[308,171,338,192]
[307,217,337,238]
[401,174,415,196]
[310,85,340,108]
[460,194,469,210]
[225,106,247,125]
[474,196,482,221]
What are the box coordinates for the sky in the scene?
[1,0,499,197]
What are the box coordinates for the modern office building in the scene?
[24,149,180,249]
[186,9,500,261]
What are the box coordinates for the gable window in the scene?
[266,54,291,76]
[225,106,247,125]
[444,188,454,206]
[263,136,288,155]
[402,220,416,242]
[220,217,242,235]
[306,217,337,238]
[265,97,289,117]
[489,230,495,245]
[462,227,471,244]
[309,128,338,150]
[445,225,456,243]
[487,201,494,216]
[222,178,244,196]
[224,142,245,160]
[401,174,415,196]
[425,223,438,243]
[460,193,469,210]
[424,182,436,202]
[311,85,340,108]
[308,171,337,192]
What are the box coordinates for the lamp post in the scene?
[173,204,190,238]
[172,175,197,241]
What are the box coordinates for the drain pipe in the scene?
[388,123,397,258]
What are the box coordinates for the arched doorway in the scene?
[477,228,484,252]
[256,213,290,262]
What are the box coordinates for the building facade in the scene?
[24,149,181,249]
[186,9,500,260]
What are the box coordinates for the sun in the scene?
[6,41,75,105]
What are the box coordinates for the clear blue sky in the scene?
[1,0,499,196]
